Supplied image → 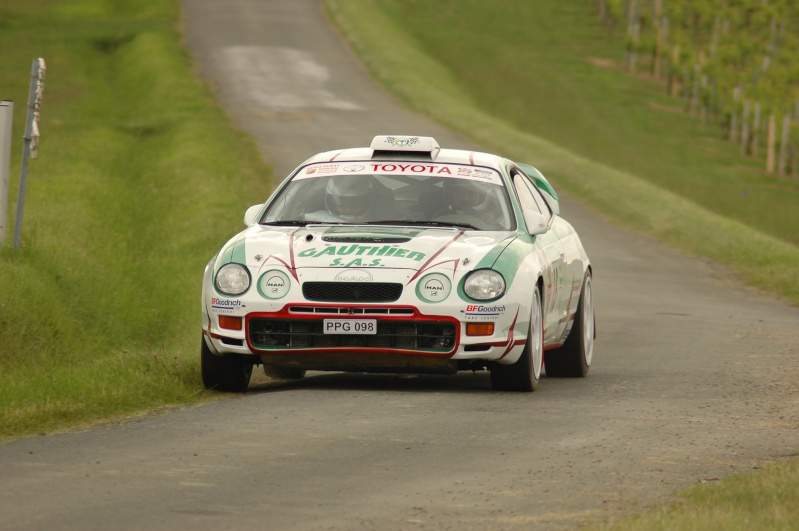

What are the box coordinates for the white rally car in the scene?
[201,135,594,392]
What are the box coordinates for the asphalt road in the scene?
[1,1,798,530]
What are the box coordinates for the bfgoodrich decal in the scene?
[211,297,244,315]
[212,298,242,309]
[465,304,506,317]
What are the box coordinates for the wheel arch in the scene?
[535,275,548,341]
[536,275,544,303]
[585,265,596,339]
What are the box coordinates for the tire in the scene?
[201,336,253,392]
[263,365,307,380]
[545,271,594,378]
[490,286,543,392]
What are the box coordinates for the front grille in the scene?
[249,319,456,352]
[302,282,402,302]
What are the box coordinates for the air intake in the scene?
[302,282,403,302]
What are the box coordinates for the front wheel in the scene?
[545,271,594,378]
[201,336,253,392]
[490,286,543,392]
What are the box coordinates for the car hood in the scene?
[216,225,516,276]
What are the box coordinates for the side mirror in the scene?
[522,210,548,236]
[244,204,264,226]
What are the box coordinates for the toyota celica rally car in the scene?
[201,135,594,392]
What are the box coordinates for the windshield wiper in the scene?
[261,220,309,226]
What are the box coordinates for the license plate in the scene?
[323,319,377,335]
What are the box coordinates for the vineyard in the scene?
[596,0,799,176]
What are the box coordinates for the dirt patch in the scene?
[648,101,685,114]
[586,56,619,70]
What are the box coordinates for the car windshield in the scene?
[262,162,515,231]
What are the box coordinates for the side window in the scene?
[519,172,553,217]
[512,172,553,227]
[512,173,541,214]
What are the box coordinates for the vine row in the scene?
[594,0,799,176]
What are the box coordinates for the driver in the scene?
[325,175,375,222]
[442,178,497,223]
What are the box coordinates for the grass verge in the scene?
[594,459,799,530]
[0,0,273,440]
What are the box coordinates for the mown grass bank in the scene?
[0,0,273,440]
[593,458,799,530]
[323,0,799,308]
[321,0,799,529]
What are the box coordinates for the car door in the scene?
[511,171,568,344]
[550,216,585,325]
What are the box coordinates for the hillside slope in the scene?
[323,0,799,306]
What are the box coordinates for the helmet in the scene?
[325,175,374,221]
[444,178,487,210]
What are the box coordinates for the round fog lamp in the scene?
[417,273,452,303]
[258,270,291,299]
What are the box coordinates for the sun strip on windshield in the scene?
[295,162,503,186]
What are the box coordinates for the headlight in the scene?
[463,269,505,301]
[215,263,251,295]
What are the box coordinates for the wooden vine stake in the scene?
[766,114,776,174]
[669,44,680,96]
[653,0,663,79]
[752,103,762,158]
[741,100,750,154]
[777,114,790,177]
[730,86,741,142]
[627,0,639,72]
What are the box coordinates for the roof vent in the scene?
[370,135,440,160]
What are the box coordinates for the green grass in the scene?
[0,0,273,439]
[594,459,799,530]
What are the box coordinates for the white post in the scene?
[13,58,45,250]
[0,100,13,246]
